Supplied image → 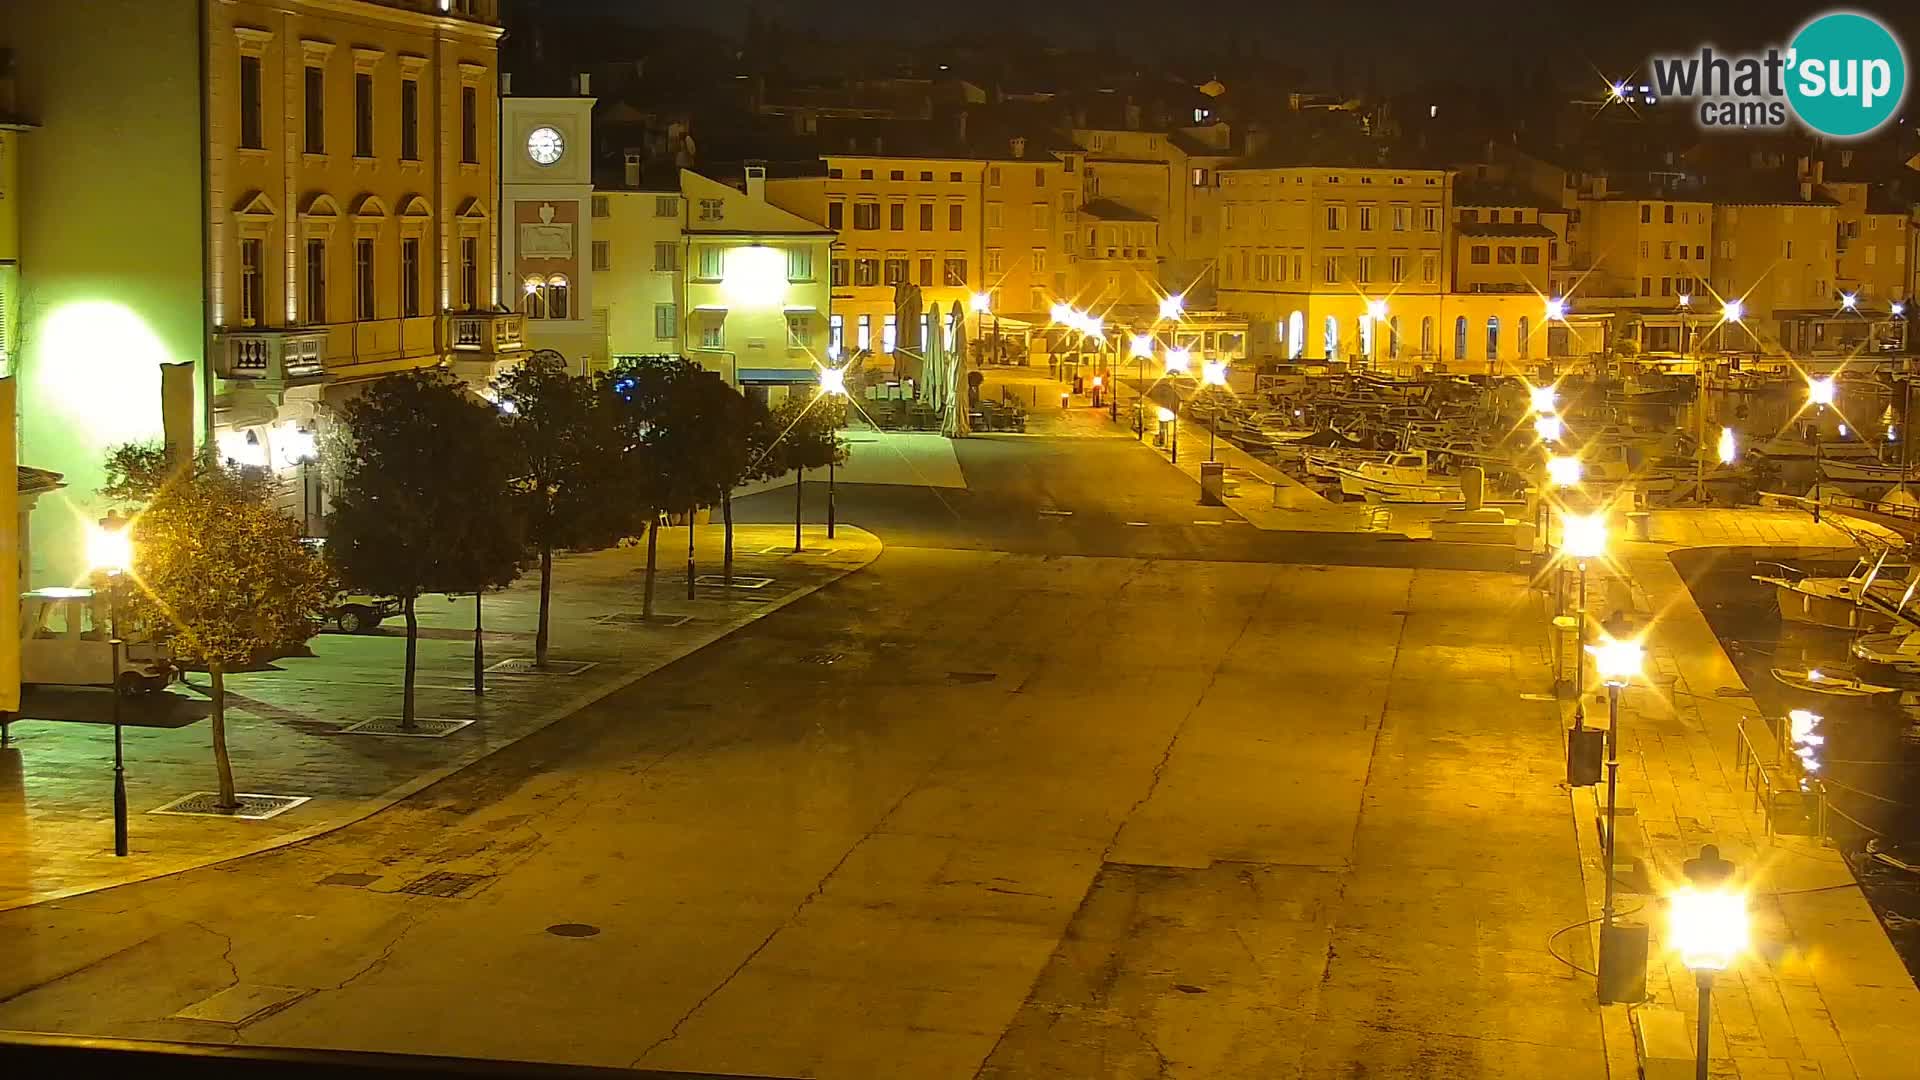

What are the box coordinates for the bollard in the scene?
[1060,391,1070,410]
[1460,466,1484,511]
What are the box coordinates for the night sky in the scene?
[531,0,1920,91]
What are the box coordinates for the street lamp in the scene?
[1721,298,1744,325]
[1586,635,1644,946]
[1561,512,1608,724]
[1841,292,1858,312]
[1157,405,1178,463]
[1546,297,1568,321]
[818,365,848,539]
[1672,845,1744,1080]
[971,291,998,368]
[1546,455,1582,490]
[1535,413,1564,444]
[1159,293,1185,320]
[1201,359,1228,461]
[1164,346,1191,376]
[86,519,134,857]
[1808,376,1836,523]
[1529,385,1558,415]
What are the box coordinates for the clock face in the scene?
[527,126,565,166]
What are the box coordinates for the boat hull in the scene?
[1768,581,1896,631]
[1334,469,1524,505]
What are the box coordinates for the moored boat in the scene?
[1770,666,1900,699]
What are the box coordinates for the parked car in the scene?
[21,587,176,694]
[326,592,402,634]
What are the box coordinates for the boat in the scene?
[1302,446,1392,479]
[1850,629,1920,674]
[1819,459,1920,483]
[1333,450,1525,505]
[1770,667,1900,699]
[1752,552,1918,632]
[1747,434,1883,461]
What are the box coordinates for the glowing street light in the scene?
[1545,297,1568,321]
[1535,414,1564,443]
[1130,334,1155,359]
[1807,376,1836,406]
[1841,292,1858,312]
[1529,385,1558,415]
[1678,293,1693,309]
[1718,426,1737,464]
[1366,298,1388,321]
[1808,377,1836,523]
[970,292,992,314]
[1201,360,1228,387]
[1895,302,1907,317]
[1164,347,1192,376]
[1721,298,1744,323]
[1155,405,1179,462]
[818,366,848,538]
[1561,512,1607,560]
[1158,293,1185,320]
[1672,844,1745,1078]
[87,516,135,858]
[1587,631,1644,950]
[1545,454,1583,489]
[1049,302,1073,325]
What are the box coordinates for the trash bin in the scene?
[1199,461,1226,506]
[1627,510,1652,541]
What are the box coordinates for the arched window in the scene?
[1517,316,1531,360]
[1453,316,1467,360]
[1288,311,1304,359]
[1485,316,1500,361]
[1324,315,1339,360]
[1421,316,1434,356]
[1388,316,1401,359]
[1358,317,1371,360]
[547,274,571,320]
[523,276,547,319]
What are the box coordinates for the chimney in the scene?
[1009,136,1026,158]
[744,163,767,202]
[955,110,968,143]
[500,71,513,96]
[576,71,592,96]
[624,152,641,188]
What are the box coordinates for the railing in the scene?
[213,328,329,383]
[1734,716,1834,844]
[448,312,526,354]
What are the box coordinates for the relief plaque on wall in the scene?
[519,203,573,259]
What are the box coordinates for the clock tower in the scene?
[500,84,597,370]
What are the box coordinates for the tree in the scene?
[101,445,330,809]
[604,356,703,618]
[696,377,768,588]
[494,352,641,666]
[329,371,522,728]
[761,393,848,553]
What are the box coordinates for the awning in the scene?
[737,368,820,384]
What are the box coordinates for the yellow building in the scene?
[500,90,597,371]
[7,0,509,577]
[1827,179,1910,309]
[1074,124,1236,308]
[680,167,835,405]
[1710,190,1838,353]
[1573,195,1714,310]
[594,183,685,363]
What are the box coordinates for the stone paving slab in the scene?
[0,524,880,911]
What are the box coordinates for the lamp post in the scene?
[970,291,996,368]
[1587,635,1644,939]
[87,519,134,857]
[1808,376,1835,524]
[819,364,848,540]
[1158,406,1178,463]
[1202,359,1228,461]
[1543,454,1581,561]
[1561,512,1608,725]
[1672,845,1744,1080]
[1130,334,1154,438]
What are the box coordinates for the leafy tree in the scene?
[696,377,768,588]
[329,371,522,728]
[494,352,642,665]
[101,445,330,809]
[762,393,848,552]
[604,356,700,618]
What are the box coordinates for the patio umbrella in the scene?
[893,281,923,383]
[924,301,945,412]
[943,311,972,438]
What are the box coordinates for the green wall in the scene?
[7,0,206,586]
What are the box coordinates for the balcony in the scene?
[213,327,329,385]
[448,311,525,356]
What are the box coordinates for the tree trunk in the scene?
[794,467,804,552]
[535,543,553,669]
[402,594,419,731]
[722,488,735,588]
[210,662,238,809]
[473,591,485,695]
[686,509,697,600]
[643,515,659,618]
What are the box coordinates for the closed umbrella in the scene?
[943,311,972,438]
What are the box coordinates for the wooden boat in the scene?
[1302,446,1392,479]
[1752,552,1916,632]
[1770,667,1900,699]
[1819,458,1920,482]
[1333,450,1525,505]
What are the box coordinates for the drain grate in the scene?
[946,671,998,685]
[318,872,381,888]
[338,717,474,738]
[798,651,844,666]
[172,984,311,1026]
[594,612,693,629]
[151,792,310,820]
[693,574,775,589]
[485,658,594,676]
[396,871,494,899]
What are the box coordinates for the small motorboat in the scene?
[1819,458,1920,483]
[1770,666,1900,699]
[1752,551,1917,632]
[1333,450,1526,505]
[1850,629,1920,674]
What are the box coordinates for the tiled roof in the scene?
[18,466,64,496]
[1455,221,1557,239]
[1079,199,1157,222]
[1453,180,1546,209]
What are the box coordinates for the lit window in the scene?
[787,314,811,348]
